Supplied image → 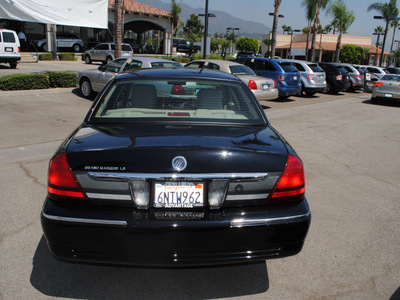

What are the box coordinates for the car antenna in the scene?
[199,61,208,74]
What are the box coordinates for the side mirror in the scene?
[98,65,105,72]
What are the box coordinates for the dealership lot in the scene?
[0,81,399,299]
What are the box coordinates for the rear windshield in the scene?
[278,63,298,72]
[381,75,400,81]
[308,64,324,72]
[2,32,16,43]
[229,65,255,76]
[150,62,182,68]
[122,45,131,51]
[91,79,264,124]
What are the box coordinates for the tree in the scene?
[327,0,355,62]
[390,20,399,53]
[236,37,259,53]
[367,0,399,66]
[374,25,385,65]
[220,39,232,59]
[171,0,182,36]
[392,49,400,66]
[114,0,124,59]
[324,24,333,33]
[210,39,220,53]
[282,25,292,33]
[303,0,331,61]
[184,14,204,57]
[301,0,316,60]
[339,44,361,63]
[262,38,272,57]
[270,0,283,58]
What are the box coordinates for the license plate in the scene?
[261,84,269,90]
[5,47,13,52]
[154,181,204,208]
[293,76,298,80]
[385,94,393,98]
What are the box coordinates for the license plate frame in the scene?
[5,47,13,52]
[153,181,204,208]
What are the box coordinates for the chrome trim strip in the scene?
[226,193,269,201]
[42,212,128,227]
[86,192,132,201]
[230,211,311,228]
[88,172,269,181]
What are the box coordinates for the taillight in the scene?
[171,85,186,95]
[278,74,286,81]
[336,75,342,81]
[268,154,305,204]
[355,75,362,79]
[47,153,87,201]
[273,80,277,88]
[307,74,314,80]
[374,82,383,87]
[18,47,21,52]
[248,80,257,90]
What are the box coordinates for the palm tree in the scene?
[171,0,182,36]
[327,0,355,62]
[270,0,283,58]
[324,24,333,33]
[282,25,292,34]
[367,0,399,66]
[302,0,316,60]
[303,0,330,61]
[390,20,400,53]
[374,25,385,65]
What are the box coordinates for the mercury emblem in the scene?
[172,156,187,172]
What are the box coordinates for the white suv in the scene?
[84,42,134,65]
[0,29,21,69]
[37,33,84,52]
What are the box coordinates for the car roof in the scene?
[116,67,242,81]
[126,56,181,63]
[188,59,244,67]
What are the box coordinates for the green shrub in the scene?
[207,53,223,60]
[236,37,259,53]
[190,53,203,61]
[39,53,52,61]
[0,74,50,90]
[46,71,76,88]
[58,53,77,61]
[225,55,236,61]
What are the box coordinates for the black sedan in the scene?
[41,68,311,267]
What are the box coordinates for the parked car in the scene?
[233,57,302,98]
[184,59,278,101]
[318,62,351,94]
[84,42,133,65]
[283,59,326,96]
[371,74,400,104]
[41,67,311,267]
[236,51,263,58]
[333,63,364,92]
[361,65,388,82]
[37,33,84,52]
[173,38,201,53]
[385,67,400,75]
[0,29,20,69]
[77,56,182,98]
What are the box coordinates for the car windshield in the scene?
[381,75,400,81]
[278,63,298,72]
[90,79,264,124]
[122,45,131,51]
[308,64,324,72]
[229,65,255,76]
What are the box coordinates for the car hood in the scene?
[65,123,289,173]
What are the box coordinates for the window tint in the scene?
[123,60,142,71]
[278,63,298,72]
[105,59,126,72]
[122,45,132,51]
[344,66,353,72]
[293,63,305,72]
[2,32,16,43]
[92,79,263,124]
[229,65,255,75]
[381,75,400,81]
[206,63,219,70]
[185,62,204,69]
[308,64,323,72]
[95,44,109,51]
[151,62,182,68]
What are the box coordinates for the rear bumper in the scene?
[277,85,302,97]
[252,89,279,101]
[0,56,21,63]
[41,198,311,267]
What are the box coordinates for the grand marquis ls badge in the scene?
[172,156,187,172]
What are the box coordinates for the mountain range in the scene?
[137,0,271,39]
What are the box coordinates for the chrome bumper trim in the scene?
[226,193,269,201]
[42,212,128,227]
[230,211,311,228]
[86,192,132,201]
[88,172,269,181]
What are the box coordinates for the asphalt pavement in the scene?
[0,65,399,299]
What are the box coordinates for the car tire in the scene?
[305,91,316,97]
[9,62,17,69]
[42,43,48,52]
[73,44,82,52]
[85,55,92,64]
[278,95,290,100]
[80,78,94,99]
[371,97,378,104]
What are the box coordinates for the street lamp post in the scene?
[199,0,216,59]
[318,31,327,62]
[284,29,301,59]
[226,27,240,55]
[269,12,284,58]
[374,15,400,67]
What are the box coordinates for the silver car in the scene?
[285,60,326,96]
[77,57,182,98]
[84,43,133,65]
[333,63,364,92]
[371,74,400,104]
[37,33,84,52]
[184,59,278,101]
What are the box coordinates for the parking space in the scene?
[0,86,399,299]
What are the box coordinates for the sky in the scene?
[161,0,400,50]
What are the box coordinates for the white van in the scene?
[0,29,21,69]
